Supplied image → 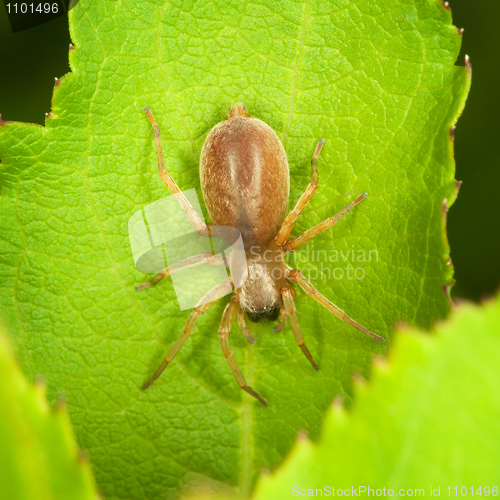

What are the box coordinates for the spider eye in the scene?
[246,307,280,323]
[266,307,280,321]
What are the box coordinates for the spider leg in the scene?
[141,302,213,390]
[219,297,267,406]
[275,139,324,246]
[281,286,319,371]
[143,106,210,238]
[136,270,170,291]
[237,309,256,344]
[141,281,230,390]
[286,267,385,342]
[272,304,287,334]
[135,253,225,291]
[285,192,368,252]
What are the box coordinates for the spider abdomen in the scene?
[200,104,289,249]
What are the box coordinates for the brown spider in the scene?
[138,103,385,406]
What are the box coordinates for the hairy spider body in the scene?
[139,103,385,406]
[200,104,288,322]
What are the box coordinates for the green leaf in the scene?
[254,294,500,497]
[0,0,469,498]
[0,322,99,500]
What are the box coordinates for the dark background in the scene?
[0,1,498,302]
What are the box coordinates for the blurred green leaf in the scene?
[0,323,98,500]
[0,0,469,498]
[254,295,500,497]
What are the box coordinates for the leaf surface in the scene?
[0,0,469,498]
[254,294,500,497]
[0,323,98,500]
